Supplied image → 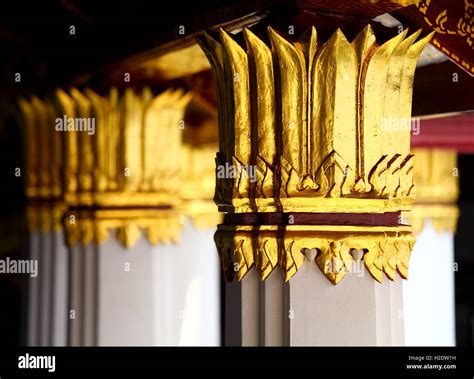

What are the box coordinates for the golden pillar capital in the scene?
[18,96,62,201]
[179,143,221,230]
[18,87,197,247]
[55,87,191,209]
[199,25,432,284]
[58,87,191,247]
[406,148,459,234]
[25,202,66,234]
[18,95,66,236]
[63,208,182,249]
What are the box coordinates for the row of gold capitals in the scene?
[18,88,220,248]
[406,148,460,234]
[198,24,434,284]
[198,25,433,214]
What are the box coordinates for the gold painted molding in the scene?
[180,144,216,203]
[26,203,67,234]
[63,209,182,249]
[198,25,433,214]
[407,205,459,234]
[215,224,415,284]
[179,143,222,230]
[412,148,459,204]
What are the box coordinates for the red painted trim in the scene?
[411,113,474,153]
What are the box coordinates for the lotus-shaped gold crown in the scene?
[199,25,433,214]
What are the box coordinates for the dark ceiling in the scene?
[1,0,473,118]
[0,0,283,96]
[0,0,427,97]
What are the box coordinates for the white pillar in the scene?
[96,236,155,346]
[26,231,41,346]
[67,222,221,346]
[38,232,54,346]
[403,222,456,346]
[68,243,84,346]
[26,229,69,347]
[225,254,405,346]
[51,231,69,346]
[288,259,404,346]
[152,222,220,346]
[224,268,262,346]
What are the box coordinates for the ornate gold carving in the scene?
[407,205,459,234]
[405,148,459,233]
[18,96,62,200]
[55,87,191,208]
[198,26,433,214]
[215,225,415,284]
[26,203,66,234]
[181,144,216,202]
[63,209,182,249]
[412,148,459,203]
[19,96,66,235]
[179,143,222,229]
[18,87,222,245]
[199,25,431,284]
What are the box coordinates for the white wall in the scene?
[403,222,456,346]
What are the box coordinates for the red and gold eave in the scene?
[400,0,474,76]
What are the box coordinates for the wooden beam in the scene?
[412,61,474,117]
[411,113,474,153]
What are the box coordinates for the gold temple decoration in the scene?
[18,87,221,247]
[25,204,66,234]
[179,143,222,230]
[199,26,433,214]
[18,96,66,234]
[63,209,182,249]
[179,98,221,230]
[55,87,191,208]
[199,25,433,284]
[58,87,190,247]
[400,0,474,75]
[406,148,459,233]
[215,225,416,285]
